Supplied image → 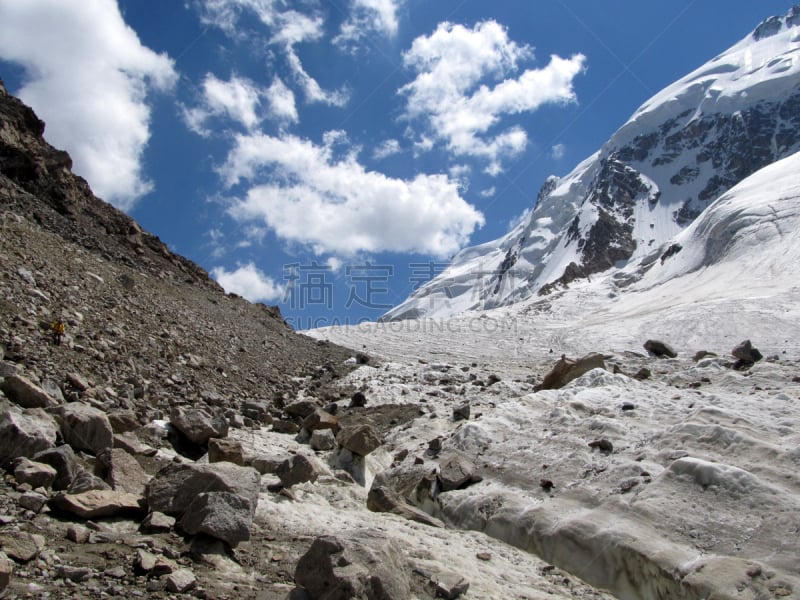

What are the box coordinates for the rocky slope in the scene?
[0,81,616,598]
[384,5,800,321]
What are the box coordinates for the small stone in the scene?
[746,565,762,578]
[430,570,470,599]
[310,429,336,451]
[633,368,651,380]
[14,458,57,489]
[141,511,176,533]
[58,565,93,582]
[66,525,90,543]
[18,491,47,513]
[166,568,197,593]
[452,402,470,422]
[301,409,339,433]
[644,340,677,358]
[476,552,491,561]
[66,373,90,392]
[621,402,636,411]
[588,439,614,453]
[539,479,554,492]
[349,391,367,408]
[208,438,245,465]
[620,478,639,493]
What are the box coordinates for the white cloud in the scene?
[184,74,263,134]
[335,0,403,51]
[400,20,585,174]
[480,186,496,198]
[551,143,566,159]
[211,262,285,302]
[195,0,348,107]
[0,0,177,210]
[265,77,298,124]
[220,131,484,257]
[373,139,402,160]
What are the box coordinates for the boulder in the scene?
[0,531,45,562]
[97,448,150,496]
[310,429,336,451]
[301,408,339,433]
[438,454,479,492]
[141,511,176,533]
[294,530,410,600]
[732,339,763,369]
[208,438,245,465]
[0,409,58,461]
[336,424,381,457]
[277,454,320,487]
[13,457,57,488]
[113,432,157,457]
[33,445,79,490]
[349,391,367,408]
[535,352,606,391]
[107,410,140,433]
[644,339,677,358]
[18,491,48,513]
[0,374,59,409]
[166,569,197,593]
[367,486,443,528]
[284,399,319,419]
[145,461,260,517]
[0,551,12,594]
[53,402,113,454]
[452,402,470,422]
[49,489,144,519]
[134,548,176,577]
[170,407,228,445]
[179,491,254,546]
[66,468,111,494]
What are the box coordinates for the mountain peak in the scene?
[753,4,800,40]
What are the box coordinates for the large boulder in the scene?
[49,490,144,519]
[170,407,228,445]
[277,454,320,487]
[644,339,677,358]
[294,530,411,600]
[207,438,245,465]
[366,486,443,528]
[33,445,79,490]
[438,454,480,492]
[732,339,763,369]
[53,402,113,454]
[0,409,58,462]
[145,461,259,517]
[179,491,254,547]
[336,424,381,457]
[535,352,606,391]
[0,374,59,409]
[96,448,150,497]
[301,408,339,433]
[13,458,57,489]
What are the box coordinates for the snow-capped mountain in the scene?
[383,6,800,321]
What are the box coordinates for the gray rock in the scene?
[644,339,677,358]
[141,511,176,533]
[301,408,339,433]
[134,548,176,576]
[349,391,367,408]
[66,372,90,392]
[166,568,197,593]
[107,410,140,433]
[97,448,150,496]
[53,402,114,454]
[732,339,763,365]
[294,530,410,600]
[113,432,157,456]
[0,551,12,595]
[310,429,336,451]
[0,361,21,378]
[179,491,253,546]
[429,569,470,599]
[0,409,58,461]
[0,531,45,562]
[49,490,144,519]
[18,491,48,513]
[13,457,57,489]
[277,454,320,487]
[208,437,245,465]
[336,424,381,457]
[66,468,111,495]
[284,399,319,419]
[145,461,260,517]
[438,454,478,492]
[33,445,79,490]
[367,486,444,528]
[452,402,470,422]
[0,374,59,409]
[170,406,228,445]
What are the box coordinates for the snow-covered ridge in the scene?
[384,6,800,322]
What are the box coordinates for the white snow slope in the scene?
[304,152,800,599]
[384,6,800,322]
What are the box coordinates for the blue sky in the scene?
[0,0,796,328]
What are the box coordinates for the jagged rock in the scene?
[633,367,651,380]
[301,408,339,433]
[0,409,58,461]
[170,406,228,445]
[367,486,444,528]
[0,361,20,378]
[273,420,301,434]
[310,429,336,451]
[0,374,59,409]
[285,399,319,419]
[53,402,113,454]
[13,457,57,488]
[107,410,140,433]
[166,568,197,593]
[134,548,177,576]
[208,438,245,465]
[0,531,45,562]
[66,468,111,494]
[535,352,606,391]
[97,448,150,496]
[438,454,479,492]
[179,491,254,546]
[247,455,284,475]
[428,569,470,600]
[141,511,176,533]
[294,530,411,600]
[0,551,12,594]
[732,340,763,367]
[588,439,614,453]
[33,445,79,490]
[66,525,91,543]
[145,461,260,517]
[113,432,157,457]
[694,350,717,361]
[66,372,90,392]
[644,339,677,358]
[57,565,94,583]
[336,424,381,456]
[18,491,47,513]
[49,489,143,519]
[349,391,367,408]
[452,402,470,422]
[373,463,437,506]
[277,454,320,487]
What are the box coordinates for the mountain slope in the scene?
[384,6,800,321]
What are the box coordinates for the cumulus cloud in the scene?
[373,139,402,160]
[220,131,484,257]
[265,77,299,124]
[0,0,177,210]
[184,74,263,134]
[195,0,348,107]
[400,20,585,174]
[335,0,403,51]
[211,262,285,302]
[551,143,566,159]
